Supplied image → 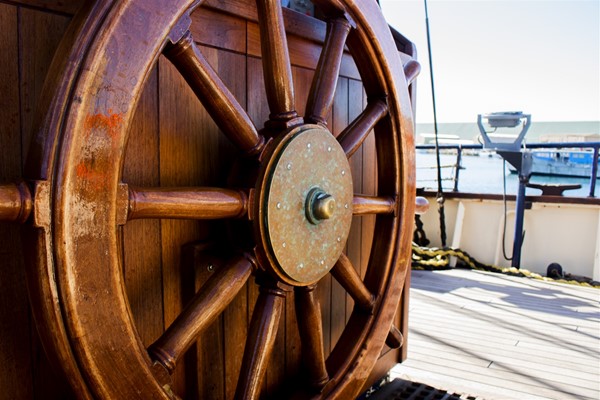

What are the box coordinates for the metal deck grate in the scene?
[368,378,484,400]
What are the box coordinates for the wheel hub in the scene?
[259,125,353,285]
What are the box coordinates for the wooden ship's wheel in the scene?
[0,0,418,398]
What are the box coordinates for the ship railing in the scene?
[416,141,600,198]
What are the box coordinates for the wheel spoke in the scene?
[148,254,253,373]
[305,17,352,126]
[385,325,404,349]
[295,285,329,390]
[338,99,388,158]
[404,59,421,85]
[331,253,375,311]
[353,195,395,216]
[164,32,265,156]
[416,196,429,215]
[255,0,297,123]
[235,279,286,400]
[0,182,32,223]
[125,185,248,220]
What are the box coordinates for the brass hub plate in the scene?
[262,125,353,284]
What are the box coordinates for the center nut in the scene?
[305,188,336,224]
[259,125,353,285]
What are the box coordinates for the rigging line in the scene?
[424,0,446,246]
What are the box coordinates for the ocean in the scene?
[416,152,597,198]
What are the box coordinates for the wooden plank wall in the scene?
[0,2,74,399]
[0,1,399,399]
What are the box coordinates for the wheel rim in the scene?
[26,0,416,398]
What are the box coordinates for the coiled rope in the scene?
[412,243,600,289]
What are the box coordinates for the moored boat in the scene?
[508,148,600,178]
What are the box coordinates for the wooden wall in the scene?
[0,2,75,398]
[0,1,404,398]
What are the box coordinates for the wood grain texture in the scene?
[19,3,109,398]
[305,17,351,126]
[338,99,388,158]
[284,284,302,385]
[246,56,270,132]
[7,0,83,15]
[194,256,226,400]
[149,255,252,373]
[160,41,247,395]
[353,195,395,215]
[328,76,349,351]
[0,182,31,222]
[0,1,414,397]
[190,6,246,53]
[295,285,329,389]
[316,93,335,363]
[123,67,164,348]
[164,33,264,156]
[223,267,249,400]
[0,6,20,171]
[208,0,360,79]
[394,269,600,400]
[159,51,209,394]
[242,57,268,399]
[5,5,78,399]
[344,78,364,322]
[247,20,359,81]
[205,0,257,22]
[254,0,296,122]
[331,253,375,312]
[359,87,376,283]
[264,313,286,399]
[235,282,286,400]
[216,47,252,400]
[18,7,70,152]
[127,186,248,220]
[0,6,33,400]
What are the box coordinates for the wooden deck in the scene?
[390,269,600,400]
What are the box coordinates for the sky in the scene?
[380,0,600,124]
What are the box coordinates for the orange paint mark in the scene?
[76,110,123,191]
[84,109,124,139]
[76,162,90,178]
[75,161,107,191]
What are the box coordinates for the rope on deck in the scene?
[411,243,600,289]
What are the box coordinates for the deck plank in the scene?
[391,269,600,400]
[407,315,597,343]
[407,337,600,375]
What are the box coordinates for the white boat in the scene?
[418,133,475,146]
[515,148,600,178]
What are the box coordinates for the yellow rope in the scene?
[411,243,600,289]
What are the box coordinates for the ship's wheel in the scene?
[1,0,417,398]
